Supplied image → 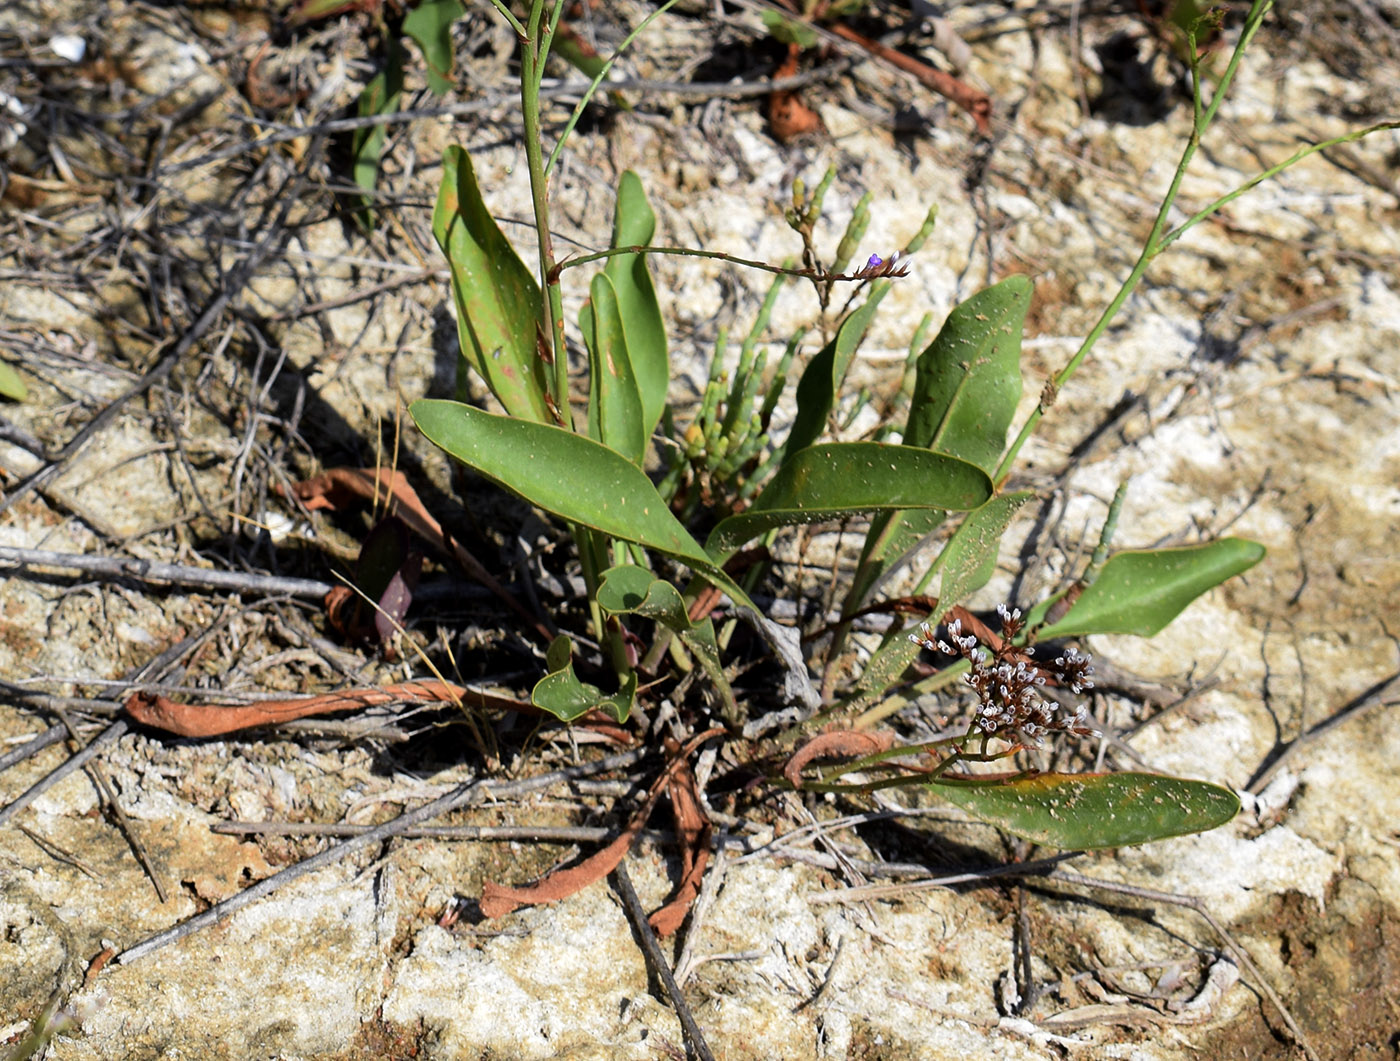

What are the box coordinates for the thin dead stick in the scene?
[1032,869,1320,1061]
[0,720,128,827]
[212,820,640,844]
[827,22,992,132]
[114,745,648,966]
[49,704,167,904]
[0,546,335,599]
[807,853,1082,903]
[612,861,717,1061]
[0,725,69,776]
[0,138,321,520]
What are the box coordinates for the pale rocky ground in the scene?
[1,0,1399,1058]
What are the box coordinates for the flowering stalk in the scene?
[908,604,1098,746]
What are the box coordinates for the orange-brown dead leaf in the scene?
[784,729,897,789]
[123,680,628,741]
[285,467,552,641]
[829,23,992,134]
[769,45,823,142]
[479,729,722,921]
[647,755,712,937]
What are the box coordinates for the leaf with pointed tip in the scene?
[706,442,991,562]
[583,273,646,464]
[403,0,465,95]
[1034,538,1266,640]
[433,146,550,422]
[604,171,667,439]
[937,491,1034,611]
[932,771,1240,848]
[786,284,890,455]
[411,400,755,609]
[351,40,404,229]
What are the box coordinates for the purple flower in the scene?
[865,254,883,270]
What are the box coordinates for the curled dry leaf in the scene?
[479,729,723,921]
[784,729,897,789]
[286,467,552,641]
[647,754,712,937]
[123,680,629,741]
[769,45,823,142]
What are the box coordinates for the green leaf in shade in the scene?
[937,491,1034,611]
[603,171,668,439]
[403,0,466,95]
[1034,538,1266,641]
[596,563,690,628]
[840,278,1028,607]
[351,39,404,229]
[761,9,819,49]
[411,400,755,608]
[904,275,1031,471]
[532,634,636,722]
[596,564,736,719]
[786,284,890,455]
[432,146,550,422]
[931,771,1241,848]
[0,360,28,402]
[583,273,646,465]
[706,441,991,562]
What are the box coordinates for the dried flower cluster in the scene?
[909,604,1098,745]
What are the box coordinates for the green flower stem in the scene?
[517,0,568,415]
[482,0,526,37]
[551,244,878,284]
[543,0,684,181]
[993,0,1273,485]
[853,656,971,730]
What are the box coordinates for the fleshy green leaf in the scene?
[583,273,646,464]
[403,0,466,95]
[351,40,404,229]
[1034,538,1265,640]
[786,284,890,455]
[905,275,1031,472]
[604,172,667,439]
[596,563,690,629]
[706,441,991,562]
[0,360,28,402]
[597,564,736,718]
[931,771,1240,848]
[937,491,1034,610]
[411,400,755,608]
[761,8,819,49]
[532,634,636,722]
[432,147,550,422]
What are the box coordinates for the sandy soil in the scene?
[1,0,1399,1057]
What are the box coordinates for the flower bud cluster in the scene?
[909,605,1098,745]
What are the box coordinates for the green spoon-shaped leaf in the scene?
[706,442,992,562]
[932,771,1240,848]
[1035,538,1265,640]
[432,147,550,422]
[412,400,755,609]
[604,171,667,439]
[596,564,736,720]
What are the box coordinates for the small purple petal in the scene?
[865,254,883,269]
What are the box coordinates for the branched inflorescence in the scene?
[909,604,1098,745]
